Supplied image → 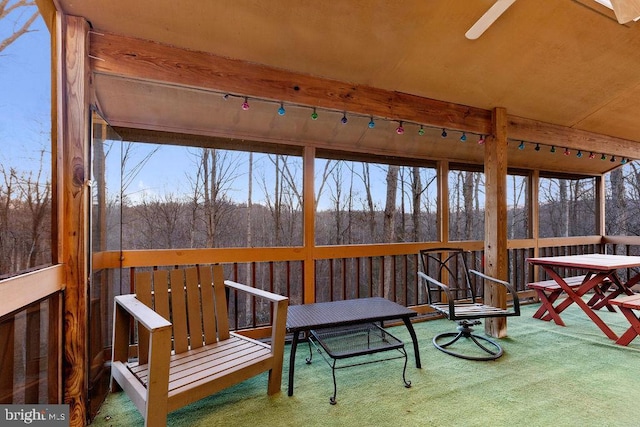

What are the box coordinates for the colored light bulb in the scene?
[418,126,425,136]
[241,97,250,110]
[441,129,447,138]
[396,122,404,135]
[368,118,375,129]
[311,109,318,120]
[341,113,348,124]
[278,103,285,116]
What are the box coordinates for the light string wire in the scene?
[220,91,632,164]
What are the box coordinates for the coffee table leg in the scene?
[403,318,421,369]
[288,331,300,396]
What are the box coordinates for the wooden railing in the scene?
[3,235,640,405]
[0,266,64,405]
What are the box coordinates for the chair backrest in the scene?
[419,248,478,304]
[134,264,229,363]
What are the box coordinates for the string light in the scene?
[211,91,635,167]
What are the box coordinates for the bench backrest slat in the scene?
[184,266,204,350]
[198,265,217,345]
[212,264,230,341]
[134,264,230,355]
[170,268,189,353]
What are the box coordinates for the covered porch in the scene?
[3,1,640,425]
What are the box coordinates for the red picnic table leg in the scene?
[588,273,635,311]
[545,269,619,341]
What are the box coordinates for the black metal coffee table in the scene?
[308,323,411,404]
[286,297,421,396]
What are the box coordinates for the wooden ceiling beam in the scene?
[508,115,639,160]
[89,30,638,161]
[89,31,492,135]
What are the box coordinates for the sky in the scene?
[0,8,523,213]
[0,11,50,174]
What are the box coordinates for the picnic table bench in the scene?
[610,294,640,345]
[527,275,586,326]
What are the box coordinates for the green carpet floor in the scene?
[90,301,640,427]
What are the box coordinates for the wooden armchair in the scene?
[418,248,520,360]
[111,264,288,427]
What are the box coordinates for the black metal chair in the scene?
[418,248,520,361]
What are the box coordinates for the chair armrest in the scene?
[417,271,451,292]
[469,270,520,314]
[224,280,288,303]
[417,271,457,315]
[114,294,172,332]
[111,294,173,398]
[223,280,288,354]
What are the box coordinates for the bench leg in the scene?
[615,308,640,346]
[532,290,566,326]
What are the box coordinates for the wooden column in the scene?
[303,146,316,303]
[484,107,509,338]
[530,170,541,281]
[58,15,90,427]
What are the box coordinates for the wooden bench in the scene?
[111,264,288,427]
[609,294,640,346]
[527,275,586,326]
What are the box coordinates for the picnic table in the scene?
[527,254,640,340]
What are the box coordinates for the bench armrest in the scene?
[223,280,288,356]
[224,280,288,303]
[114,294,172,332]
[111,294,173,402]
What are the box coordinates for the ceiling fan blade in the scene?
[609,0,640,23]
[465,0,517,40]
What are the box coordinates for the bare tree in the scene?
[199,148,240,247]
[0,165,17,274]
[0,0,38,55]
[382,165,399,298]
[17,149,50,268]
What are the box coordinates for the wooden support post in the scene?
[59,15,90,427]
[303,146,316,304]
[484,107,509,338]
